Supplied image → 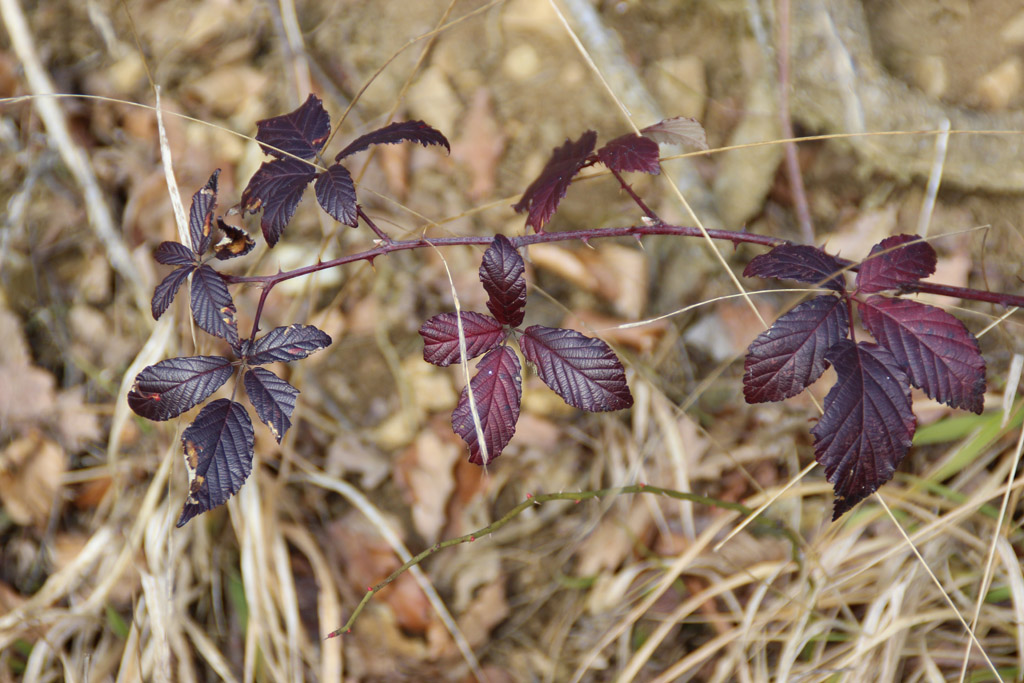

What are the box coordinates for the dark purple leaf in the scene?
[519,325,633,412]
[744,244,847,293]
[255,93,331,160]
[213,219,255,261]
[151,265,193,320]
[451,346,522,465]
[155,241,196,266]
[335,120,450,161]
[177,399,254,527]
[859,296,985,413]
[314,163,358,227]
[811,341,916,520]
[241,157,317,246]
[244,367,299,443]
[188,170,219,256]
[127,355,234,422]
[640,116,709,151]
[191,264,238,346]
[479,234,527,327]
[743,295,849,403]
[596,134,661,175]
[419,311,505,367]
[512,130,597,232]
[245,324,332,365]
[856,234,937,294]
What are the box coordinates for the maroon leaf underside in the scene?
[244,367,299,443]
[479,234,527,327]
[519,325,633,412]
[255,93,331,160]
[640,116,709,151]
[191,265,239,346]
[214,220,256,261]
[512,130,598,232]
[856,234,938,294]
[744,244,847,293]
[177,399,254,527]
[811,341,916,520]
[240,157,317,247]
[314,164,358,227]
[189,170,220,256]
[152,265,193,320]
[419,311,504,367]
[245,324,333,365]
[127,355,234,422]
[859,296,985,413]
[451,346,522,465]
[596,134,661,175]
[743,295,850,403]
[155,241,197,266]
[335,120,450,161]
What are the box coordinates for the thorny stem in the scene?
[324,484,800,638]
[356,206,393,244]
[608,167,661,224]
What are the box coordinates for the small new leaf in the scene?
[177,399,254,527]
[245,324,332,365]
[419,311,504,367]
[451,346,522,464]
[856,234,937,294]
[811,341,916,520]
[255,93,331,160]
[744,244,847,293]
[155,241,197,266]
[241,157,317,246]
[596,134,661,175]
[244,367,299,443]
[188,170,220,256]
[743,295,849,403]
[335,120,450,161]
[213,219,255,261]
[127,355,234,422]
[314,164,358,227]
[151,265,193,320]
[859,296,985,413]
[640,116,709,151]
[479,235,527,327]
[520,325,633,412]
[191,264,239,346]
[513,130,597,232]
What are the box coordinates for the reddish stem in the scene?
[608,168,661,224]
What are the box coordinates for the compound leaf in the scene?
[596,133,661,175]
[191,264,238,347]
[859,296,985,413]
[213,219,255,261]
[856,234,937,294]
[314,163,358,227]
[151,265,193,320]
[419,311,504,367]
[188,170,219,256]
[520,325,633,412]
[244,324,332,365]
[479,234,527,327]
[640,116,709,151]
[255,93,331,160]
[451,346,522,465]
[177,399,254,527]
[335,120,450,161]
[127,355,234,422]
[241,157,317,246]
[744,244,847,293]
[244,367,299,443]
[155,241,197,266]
[743,295,849,403]
[811,341,916,520]
[513,130,597,232]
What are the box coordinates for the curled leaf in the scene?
[513,130,597,232]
